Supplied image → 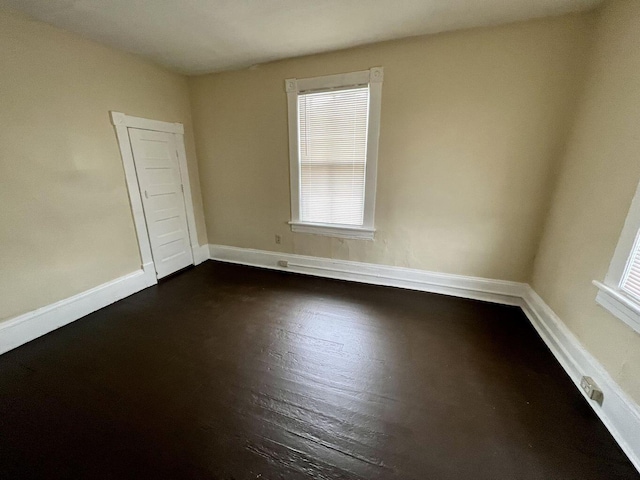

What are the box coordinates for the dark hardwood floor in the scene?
[0,261,637,479]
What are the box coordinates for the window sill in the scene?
[289,222,375,240]
[593,280,640,334]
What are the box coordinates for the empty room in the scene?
[1,0,640,478]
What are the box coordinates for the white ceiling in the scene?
[2,0,602,75]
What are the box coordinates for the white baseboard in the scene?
[208,244,527,306]
[2,243,638,473]
[208,244,640,473]
[192,244,210,266]
[520,287,640,472]
[0,263,157,355]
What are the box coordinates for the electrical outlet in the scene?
[580,376,603,404]
[275,234,281,244]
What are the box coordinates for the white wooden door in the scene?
[129,128,193,279]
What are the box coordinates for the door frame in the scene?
[110,111,205,281]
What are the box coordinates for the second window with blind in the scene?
[285,67,383,239]
[594,179,640,334]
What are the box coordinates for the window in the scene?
[285,67,383,239]
[594,181,640,333]
[620,232,640,302]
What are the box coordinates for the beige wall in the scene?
[189,13,595,282]
[532,0,640,404]
[0,11,207,322]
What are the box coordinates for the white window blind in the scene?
[620,230,640,301]
[298,86,370,226]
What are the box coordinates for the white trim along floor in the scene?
[1,244,638,473]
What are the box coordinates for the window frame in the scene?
[594,180,640,334]
[285,67,383,240]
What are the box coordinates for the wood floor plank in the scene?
[0,261,637,479]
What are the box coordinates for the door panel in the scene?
[129,128,193,279]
